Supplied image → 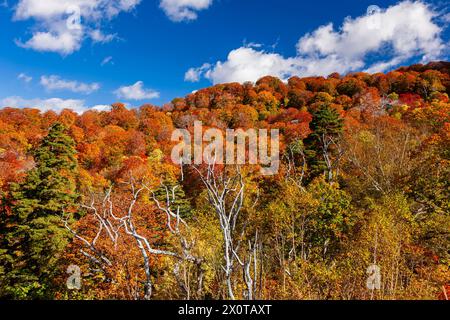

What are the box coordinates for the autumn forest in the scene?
[0,61,449,300]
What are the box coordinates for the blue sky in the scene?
[0,0,448,112]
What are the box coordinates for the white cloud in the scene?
[89,29,116,43]
[442,12,450,23]
[18,73,33,83]
[187,1,446,84]
[185,63,211,82]
[101,56,114,66]
[114,81,160,100]
[205,47,302,84]
[16,28,84,55]
[91,104,111,111]
[13,0,141,55]
[296,1,443,64]
[40,75,100,94]
[0,96,97,114]
[160,0,213,22]
[363,56,405,74]
[14,0,141,21]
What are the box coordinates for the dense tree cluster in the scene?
[0,62,449,300]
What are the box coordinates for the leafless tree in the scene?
[283,139,307,190]
[233,231,261,300]
[193,163,258,300]
[64,175,203,300]
[344,123,414,194]
[150,183,204,299]
[319,133,344,183]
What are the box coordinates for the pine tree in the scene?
[0,123,79,299]
[304,104,344,183]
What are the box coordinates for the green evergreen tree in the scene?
[304,104,344,183]
[0,123,78,299]
[153,182,192,220]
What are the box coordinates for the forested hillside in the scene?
[0,62,449,300]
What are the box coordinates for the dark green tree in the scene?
[0,123,79,299]
[305,104,344,183]
[153,182,192,220]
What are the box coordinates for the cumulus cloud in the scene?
[0,96,98,114]
[186,1,446,84]
[16,28,84,55]
[207,48,304,84]
[40,75,100,94]
[185,63,211,82]
[18,73,33,83]
[160,0,213,22]
[13,0,141,55]
[91,104,111,111]
[114,81,160,100]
